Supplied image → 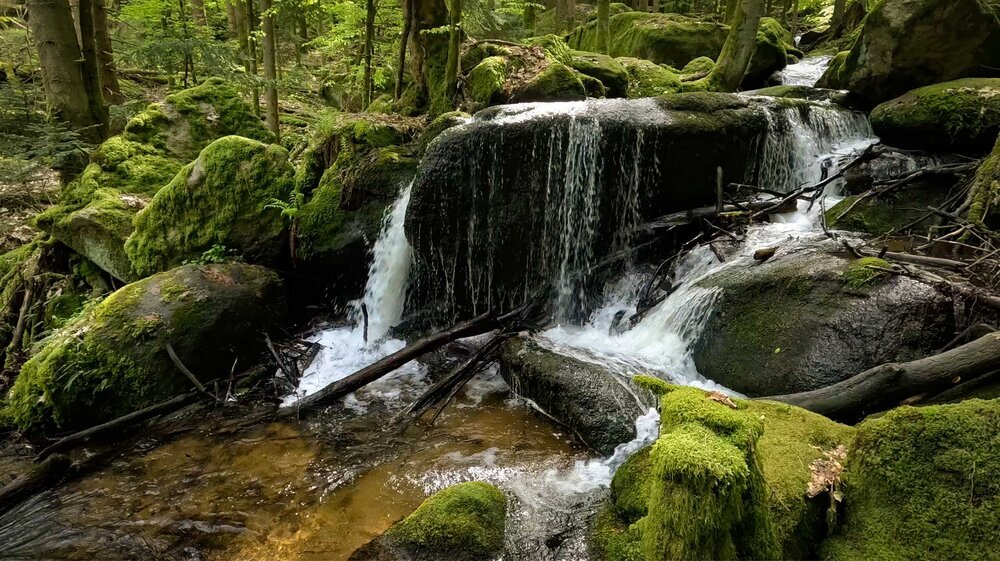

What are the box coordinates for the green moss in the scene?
[419,111,471,151]
[569,12,729,69]
[523,34,573,65]
[466,56,510,107]
[387,481,507,557]
[842,257,891,289]
[968,136,1000,227]
[681,55,715,75]
[870,78,1000,153]
[569,51,630,98]
[3,264,284,429]
[617,57,682,98]
[125,136,295,277]
[745,18,794,86]
[632,375,676,397]
[595,388,855,561]
[514,62,588,103]
[822,400,1000,561]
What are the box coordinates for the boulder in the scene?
[569,51,630,98]
[568,13,793,86]
[511,61,589,103]
[350,481,507,561]
[498,337,645,455]
[822,400,1000,561]
[617,57,683,98]
[592,384,855,561]
[3,263,286,429]
[124,136,295,278]
[692,245,955,396]
[38,80,271,279]
[968,136,1000,228]
[825,170,959,235]
[465,56,509,107]
[816,0,1000,105]
[870,78,1000,154]
[680,55,715,76]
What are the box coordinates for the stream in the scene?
[2,57,889,561]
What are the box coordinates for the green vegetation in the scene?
[842,257,891,289]
[387,481,507,557]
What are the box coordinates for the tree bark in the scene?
[409,0,449,112]
[830,0,846,37]
[190,0,207,25]
[394,0,413,100]
[226,0,238,36]
[707,0,764,91]
[443,0,461,106]
[597,0,610,54]
[724,0,738,22]
[523,3,535,33]
[637,0,648,12]
[259,0,278,139]
[246,0,260,116]
[26,0,102,142]
[75,0,109,140]
[762,333,1000,422]
[92,0,121,104]
[363,0,376,108]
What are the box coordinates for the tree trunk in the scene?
[394,0,413,100]
[443,0,461,107]
[556,0,574,31]
[707,0,764,91]
[790,0,798,34]
[409,0,449,112]
[77,0,110,140]
[190,0,207,25]
[596,0,610,54]
[92,0,121,104]
[830,0,846,37]
[259,0,278,139]
[27,0,100,141]
[246,0,259,116]
[637,0,648,12]
[362,0,376,108]
[226,0,238,36]
[523,3,535,33]
[724,0,738,21]
[763,333,1000,423]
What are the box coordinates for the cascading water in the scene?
[775,54,834,87]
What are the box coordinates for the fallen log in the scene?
[0,454,71,515]
[644,200,789,230]
[860,249,967,270]
[279,311,500,416]
[36,390,200,461]
[761,333,1000,422]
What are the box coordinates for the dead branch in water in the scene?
[761,333,1000,422]
[0,454,72,515]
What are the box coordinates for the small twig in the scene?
[165,343,219,402]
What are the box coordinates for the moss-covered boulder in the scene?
[816,0,1000,105]
[498,337,645,455]
[466,56,510,107]
[692,247,954,396]
[351,481,507,561]
[569,51,630,98]
[617,57,683,98]
[3,263,285,429]
[822,400,999,561]
[568,13,793,86]
[39,80,271,280]
[511,61,588,103]
[870,78,1000,154]
[593,385,855,561]
[124,136,295,278]
[968,136,1000,228]
[294,113,421,300]
[681,55,714,76]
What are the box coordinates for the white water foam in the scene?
[283,183,422,408]
[776,54,833,87]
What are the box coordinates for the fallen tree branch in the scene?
[0,454,72,515]
[860,249,968,270]
[761,333,1000,422]
[278,311,501,416]
[166,343,218,402]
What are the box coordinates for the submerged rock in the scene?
[498,337,645,455]
[592,384,855,561]
[822,399,1000,561]
[351,481,507,561]
[692,245,954,396]
[816,0,1000,105]
[870,78,1000,154]
[124,136,295,277]
[3,263,285,429]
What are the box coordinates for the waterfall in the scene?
[775,55,833,87]
[283,183,420,406]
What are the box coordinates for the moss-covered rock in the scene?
[968,136,1000,228]
[351,481,507,561]
[3,263,285,429]
[511,61,588,103]
[822,400,1000,561]
[417,111,471,153]
[617,57,682,98]
[681,56,715,76]
[743,17,796,88]
[692,248,954,396]
[816,0,1000,105]
[569,50,630,98]
[825,170,959,236]
[124,136,295,277]
[870,78,1000,154]
[593,386,855,561]
[466,56,510,107]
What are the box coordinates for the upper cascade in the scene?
[404,93,873,325]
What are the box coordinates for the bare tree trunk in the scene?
[246,0,259,116]
[830,0,846,37]
[652,0,660,12]
[724,0,738,21]
[790,0,798,34]
[707,0,764,91]
[226,0,238,36]
[556,0,574,31]
[190,0,207,25]
[524,3,535,33]
[597,0,610,54]
[362,0,375,108]
[443,0,461,107]
[77,0,108,140]
[259,0,278,139]
[394,0,413,100]
[637,0,648,11]
[410,0,449,112]
[92,0,121,104]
